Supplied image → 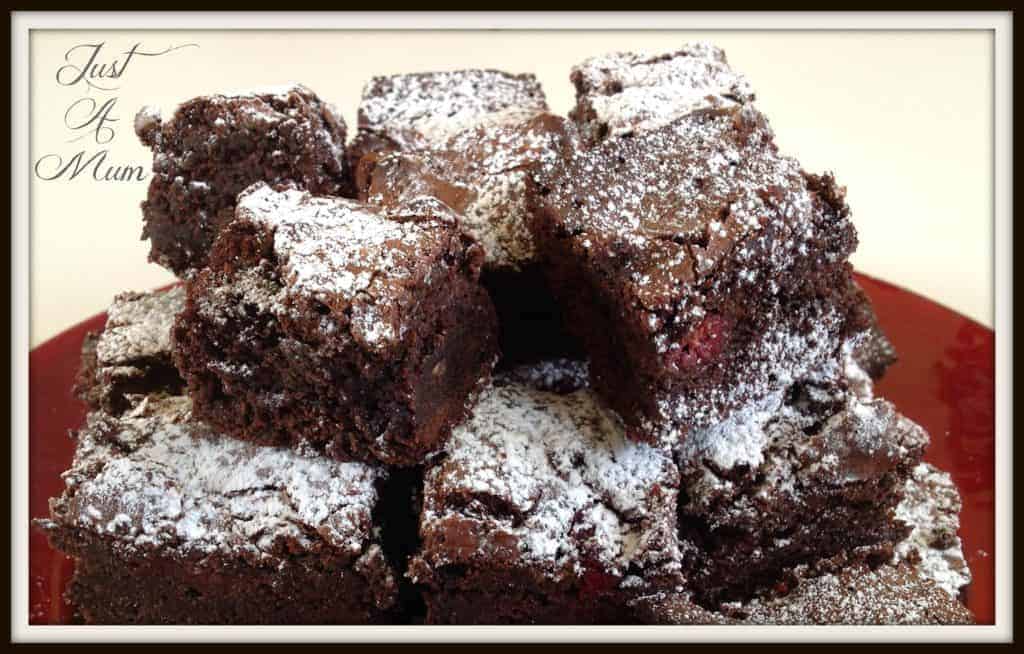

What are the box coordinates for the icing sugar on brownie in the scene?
[35,392,399,624]
[224,183,460,347]
[362,114,568,269]
[76,286,186,413]
[496,358,590,395]
[48,394,384,557]
[542,105,845,308]
[651,300,849,443]
[96,286,184,368]
[571,42,756,141]
[895,463,973,596]
[417,381,681,581]
[357,70,548,150]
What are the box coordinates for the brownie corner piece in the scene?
[531,102,860,443]
[138,83,351,274]
[35,394,398,624]
[75,285,186,414]
[569,42,755,143]
[173,183,499,466]
[409,380,683,624]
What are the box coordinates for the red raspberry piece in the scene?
[667,314,733,372]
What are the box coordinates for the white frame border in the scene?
[10,11,1013,644]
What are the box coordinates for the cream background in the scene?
[29,30,994,347]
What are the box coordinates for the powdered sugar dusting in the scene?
[96,286,184,367]
[675,389,785,470]
[47,395,383,559]
[735,561,972,624]
[677,364,929,528]
[573,42,755,140]
[497,358,590,394]
[895,463,973,596]
[234,183,452,347]
[358,70,548,151]
[415,381,681,587]
[654,301,847,440]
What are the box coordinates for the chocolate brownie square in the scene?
[136,84,350,274]
[351,71,580,365]
[75,286,185,414]
[675,370,929,605]
[408,380,683,624]
[570,42,755,143]
[35,394,398,624]
[172,183,499,466]
[531,103,863,443]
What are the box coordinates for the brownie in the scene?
[351,71,580,365]
[34,394,398,624]
[630,562,973,625]
[531,101,863,444]
[408,380,684,624]
[631,462,973,624]
[136,84,350,274]
[675,371,929,605]
[172,183,499,466]
[75,286,186,414]
[349,69,549,174]
[570,42,755,143]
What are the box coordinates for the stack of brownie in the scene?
[38,43,974,625]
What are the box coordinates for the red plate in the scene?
[27,273,995,625]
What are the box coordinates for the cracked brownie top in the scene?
[536,103,856,323]
[359,113,569,270]
[39,394,385,564]
[570,42,755,142]
[412,380,682,589]
[202,183,482,351]
[356,70,548,153]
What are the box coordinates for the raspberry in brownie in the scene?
[531,102,863,444]
[35,394,398,624]
[172,183,499,466]
[136,84,350,274]
[75,286,186,414]
[408,380,683,624]
[570,42,756,143]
